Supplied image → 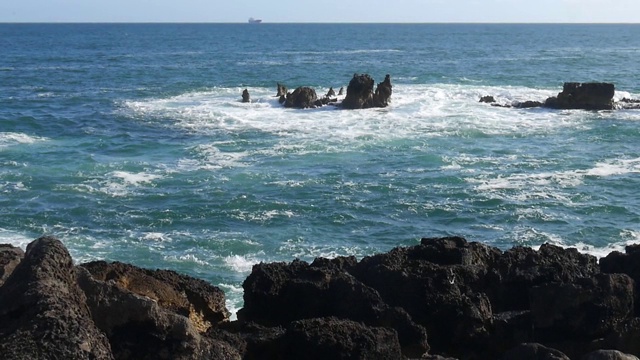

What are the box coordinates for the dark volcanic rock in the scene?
[276,83,287,97]
[480,95,496,103]
[341,73,392,109]
[544,82,615,110]
[80,260,230,333]
[502,343,570,360]
[0,236,113,360]
[238,259,429,358]
[282,317,403,360]
[581,350,640,360]
[241,89,250,103]
[514,100,544,108]
[341,73,375,109]
[530,274,634,341]
[601,245,640,314]
[352,237,500,357]
[0,244,24,287]
[77,267,238,360]
[326,87,336,97]
[284,86,319,108]
[488,243,600,312]
[373,74,392,107]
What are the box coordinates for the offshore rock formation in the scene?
[482,82,640,111]
[283,86,319,109]
[277,73,392,109]
[241,89,250,103]
[341,73,392,109]
[3,236,640,359]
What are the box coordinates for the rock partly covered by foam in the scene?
[341,73,392,109]
[544,82,615,110]
[2,236,640,359]
[277,73,392,110]
[481,82,628,110]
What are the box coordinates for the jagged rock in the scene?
[373,74,392,107]
[338,86,344,95]
[341,73,376,109]
[326,87,336,97]
[77,266,238,360]
[581,350,640,360]
[241,89,250,103]
[238,259,429,358]
[488,243,600,312]
[80,260,230,333]
[530,274,634,342]
[502,343,570,360]
[209,322,284,360]
[352,237,500,357]
[544,82,615,110]
[480,95,496,103]
[341,73,392,109]
[0,244,23,287]
[0,237,113,360]
[601,245,640,314]
[284,86,319,109]
[282,317,403,360]
[276,83,287,97]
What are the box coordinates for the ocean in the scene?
[1,23,639,315]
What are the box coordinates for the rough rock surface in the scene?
[0,244,24,286]
[283,86,319,108]
[0,236,113,360]
[3,235,640,360]
[282,317,403,360]
[77,267,238,360]
[544,82,615,110]
[341,73,392,109]
[80,260,230,332]
[502,343,571,360]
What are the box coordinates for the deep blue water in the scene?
[2,23,640,314]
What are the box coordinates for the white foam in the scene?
[121,84,592,143]
[0,132,47,148]
[218,283,244,320]
[0,228,33,249]
[81,170,164,197]
[223,253,264,273]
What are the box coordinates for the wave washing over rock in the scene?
[2,236,640,359]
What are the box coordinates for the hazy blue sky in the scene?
[1,0,638,23]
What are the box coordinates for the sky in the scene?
[1,0,638,23]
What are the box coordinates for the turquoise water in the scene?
[2,24,640,314]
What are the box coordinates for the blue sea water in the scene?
[1,23,640,314]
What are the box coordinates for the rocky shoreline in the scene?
[2,236,640,359]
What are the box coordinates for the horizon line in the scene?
[1,21,640,25]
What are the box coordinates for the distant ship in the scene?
[248,17,262,24]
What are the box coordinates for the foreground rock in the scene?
[0,237,113,359]
[3,236,640,359]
